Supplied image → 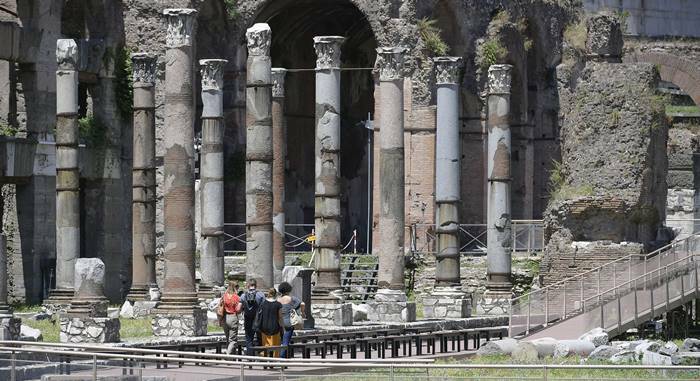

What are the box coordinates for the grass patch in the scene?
[666,105,700,114]
[563,19,587,53]
[23,318,60,342]
[11,304,43,314]
[478,37,508,71]
[550,184,594,202]
[417,17,449,56]
[119,318,153,339]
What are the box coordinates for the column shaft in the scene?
[271,68,287,283]
[245,24,274,289]
[0,235,10,315]
[159,9,199,312]
[129,53,158,301]
[376,48,407,292]
[199,59,227,295]
[51,39,80,302]
[434,57,462,287]
[313,36,344,296]
[486,64,513,292]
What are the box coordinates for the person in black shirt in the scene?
[257,288,283,357]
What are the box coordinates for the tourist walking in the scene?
[257,288,283,357]
[241,278,266,356]
[218,276,242,355]
[278,281,305,358]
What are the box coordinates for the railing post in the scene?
[508,301,513,337]
[544,288,549,327]
[240,362,245,381]
[597,269,601,295]
[628,258,632,283]
[93,354,97,381]
[390,364,395,381]
[10,350,15,381]
[665,266,670,312]
[138,362,143,381]
[600,293,604,329]
[616,288,622,332]
[634,283,638,328]
[526,297,531,335]
[563,283,567,319]
[580,279,584,312]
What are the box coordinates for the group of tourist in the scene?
[217,275,305,358]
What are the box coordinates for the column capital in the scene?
[56,39,79,70]
[199,59,228,91]
[163,8,198,48]
[487,64,513,95]
[434,56,463,85]
[131,53,158,86]
[313,36,345,70]
[375,47,408,81]
[246,23,271,57]
[271,68,287,98]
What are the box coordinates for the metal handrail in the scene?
[512,233,700,304]
[0,340,431,364]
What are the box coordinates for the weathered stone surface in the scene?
[59,317,120,343]
[672,352,700,365]
[476,338,519,356]
[588,345,621,360]
[641,350,672,365]
[366,300,416,323]
[682,338,700,352]
[19,324,42,341]
[553,340,595,358]
[0,317,20,340]
[528,337,558,358]
[132,301,158,318]
[610,349,638,364]
[423,288,471,319]
[119,301,134,319]
[659,341,680,356]
[634,340,662,356]
[312,303,353,327]
[151,310,207,337]
[512,341,539,363]
[578,327,608,347]
[586,12,623,58]
[352,303,369,322]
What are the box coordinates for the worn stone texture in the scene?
[59,317,120,343]
[312,303,353,326]
[542,58,668,285]
[0,317,20,340]
[152,309,207,337]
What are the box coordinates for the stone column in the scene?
[48,39,80,306]
[423,57,470,319]
[0,234,20,340]
[271,68,287,283]
[128,53,158,302]
[480,64,513,315]
[152,9,206,337]
[198,59,227,298]
[313,36,344,299]
[368,47,415,322]
[245,23,274,289]
[60,258,120,343]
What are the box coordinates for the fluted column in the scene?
[199,59,227,297]
[128,53,158,301]
[271,68,287,283]
[313,36,345,301]
[245,23,274,289]
[157,8,200,314]
[48,39,80,304]
[486,64,513,295]
[375,47,408,300]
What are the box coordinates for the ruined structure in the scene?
[540,13,668,285]
[271,67,287,283]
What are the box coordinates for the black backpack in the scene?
[243,290,259,320]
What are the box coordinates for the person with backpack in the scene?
[241,278,265,356]
[277,281,305,359]
[255,288,283,357]
[217,275,242,355]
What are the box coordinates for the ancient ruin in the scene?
[0,2,699,376]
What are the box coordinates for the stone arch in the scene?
[625,51,700,106]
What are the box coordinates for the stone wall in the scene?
[665,127,699,239]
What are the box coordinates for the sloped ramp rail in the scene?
[509,234,700,340]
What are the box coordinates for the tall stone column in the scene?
[48,39,80,306]
[152,9,207,337]
[199,59,227,298]
[368,47,415,323]
[480,64,513,315]
[245,23,274,289]
[128,53,158,302]
[423,57,470,319]
[313,36,344,299]
[271,68,287,283]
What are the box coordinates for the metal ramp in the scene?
[509,234,700,340]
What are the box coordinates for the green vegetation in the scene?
[617,10,630,33]
[563,19,587,53]
[478,37,508,70]
[23,318,60,342]
[666,105,700,115]
[0,122,18,137]
[223,0,240,21]
[548,159,565,193]
[113,46,133,121]
[417,18,449,56]
[79,114,109,147]
[551,184,595,202]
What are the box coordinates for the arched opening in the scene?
[252,0,378,252]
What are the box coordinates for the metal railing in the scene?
[410,220,544,256]
[509,234,700,337]
[0,342,697,381]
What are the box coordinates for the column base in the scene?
[133,300,160,318]
[151,309,208,337]
[59,317,120,343]
[367,289,416,322]
[67,299,109,318]
[44,288,74,315]
[127,286,149,302]
[312,303,353,326]
[198,284,225,300]
[476,290,513,316]
[423,287,472,319]
[0,316,21,340]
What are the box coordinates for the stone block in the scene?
[578,327,609,347]
[476,338,518,356]
[586,12,623,58]
[151,309,207,337]
[20,324,42,341]
[59,317,120,343]
[672,352,700,365]
[366,301,416,323]
[642,350,672,365]
[312,303,353,326]
[0,317,21,340]
[423,292,471,319]
[588,345,621,360]
[475,292,510,315]
[132,301,159,318]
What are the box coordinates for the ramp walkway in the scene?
[509,234,700,340]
